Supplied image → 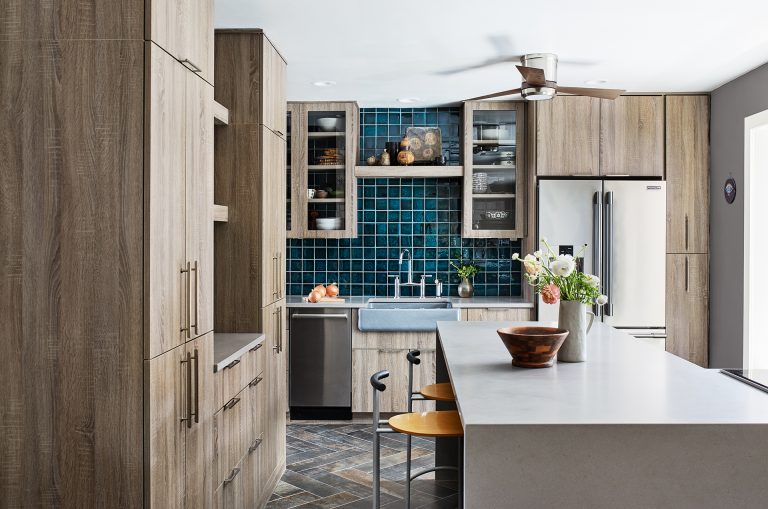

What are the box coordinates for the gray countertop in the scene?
[285,295,533,309]
[437,321,768,426]
[213,332,265,372]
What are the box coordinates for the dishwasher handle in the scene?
[292,313,349,320]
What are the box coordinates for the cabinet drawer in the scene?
[465,308,532,322]
[214,391,248,487]
[244,369,266,449]
[217,340,265,410]
[214,456,245,509]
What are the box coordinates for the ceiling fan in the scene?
[464,53,625,102]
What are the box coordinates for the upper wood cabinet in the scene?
[535,95,601,176]
[462,100,526,238]
[147,43,214,358]
[666,254,709,367]
[600,96,664,177]
[666,95,710,254]
[214,30,287,135]
[287,101,359,239]
[147,0,214,83]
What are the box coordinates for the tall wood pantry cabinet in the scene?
[0,0,217,506]
[213,29,289,508]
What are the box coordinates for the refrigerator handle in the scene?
[604,192,614,317]
[592,192,602,317]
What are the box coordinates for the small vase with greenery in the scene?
[451,257,479,298]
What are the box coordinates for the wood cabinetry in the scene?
[147,0,214,83]
[666,95,710,254]
[287,101,359,238]
[213,30,287,135]
[463,307,533,321]
[535,95,601,176]
[666,254,709,367]
[600,96,664,177]
[147,43,214,359]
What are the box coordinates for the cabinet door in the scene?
[536,96,600,176]
[666,254,709,367]
[185,332,216,509]
[213,457,245,509]
[147,43,188,358]
[148,0,213,83]
[666,95,710,253]
[262,38,287,137]
[600,96,664,176]
[186,75,215,337]
[466,308,533,321]
[352,348,414,413]
[261,127,285,305]
[145,344,187,509]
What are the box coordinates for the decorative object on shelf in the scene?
[497,326,569,368]
[472,172,488,193]
[724,177,737,204]
[397,135,415,166]
[405,127,442,163]
[512,240,608,362]
[315,189,329,199]
[309,209,319,230]
[307,188,316,199]
[451,255,479,298]
[316,117,339,132]
[316,217,342,230]
[385,142,400,163]
[367,155,377,166]
[317,148,343,166]
[380,148,391,166]
[488,179,515,193]
[485,210,510,220]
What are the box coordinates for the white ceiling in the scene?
[215,0,768,107]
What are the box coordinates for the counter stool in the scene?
[405,350,456,505]
[371,371,464,509]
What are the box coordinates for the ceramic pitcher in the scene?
[557,300,595,362]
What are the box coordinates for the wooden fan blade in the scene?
[516,65,546,86]
[465,88,522,101]
[556,86,625,100]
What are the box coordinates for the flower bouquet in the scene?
[513,240,607,362]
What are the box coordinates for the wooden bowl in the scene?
[497,326,569,368]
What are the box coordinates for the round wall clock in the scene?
[724,178,737,204]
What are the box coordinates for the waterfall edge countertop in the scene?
[213,332,265,372]
[285,295,533,308]
[438,321,768,426]
[437,321,768,509]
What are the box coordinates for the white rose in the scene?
[523,254,542,275]
[550,254,575,277]
[585,274,600,287]
[512,253,520,260]
[596,294,608,306]
[533,250,542,259]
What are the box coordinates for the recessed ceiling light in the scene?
[584,79,607,85]
[312,80,336,87]
[397,97,421,104]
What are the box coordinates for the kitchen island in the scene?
[436,321,768,508]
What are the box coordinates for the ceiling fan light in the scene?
[522,86,556,101]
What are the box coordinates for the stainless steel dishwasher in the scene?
[289,307,352,420]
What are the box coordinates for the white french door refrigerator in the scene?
[538,179,666,346]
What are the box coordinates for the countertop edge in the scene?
[213,332,266,372]
[285,295,534,309]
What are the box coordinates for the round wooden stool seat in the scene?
[419,383,455,401]
[388,410,464,438]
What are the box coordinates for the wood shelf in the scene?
[472,139,516,145]
[212,204,229,222]
[472,165,516,170]
[308,198,345,203]
[213,101,229,125]
[308,165,344,170]
[472,193,516,199]
[308,131,345,138]
[354,166,464,178]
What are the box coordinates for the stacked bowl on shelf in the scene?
[316,217,342,230]
[472,172,488,194]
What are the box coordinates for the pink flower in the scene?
[541,283,561,305]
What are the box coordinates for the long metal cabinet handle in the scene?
[278,253,283,298]
[273,255,278,298]
[279,307,284,353]
[592,192,602,317]
[604,192,614,317]
[223,467,240,486]
[180,58,202,73]
[685,256,689,292]
[192,349,199,424]
[180,352,192,428]
[180,262,191,335]
[272,309,279,353]
[291,314,349,320]
[685,214,689,251]
[190,260,199,336]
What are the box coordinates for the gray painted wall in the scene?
[710,62,768,368]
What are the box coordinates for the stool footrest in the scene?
[410,465,459,482]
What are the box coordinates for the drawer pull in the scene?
[223,467,240,486]
[223,397,241,411]
[249,342,263,353]
[223,358,240,370]
[248,438,263,454]
[180,58,202,73]
[248,376,263,388]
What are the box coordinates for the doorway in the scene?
[744,109,768,369]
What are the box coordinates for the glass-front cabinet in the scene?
[287,101,358,238]
[462,101,526,238]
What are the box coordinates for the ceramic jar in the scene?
[557,300,595,362]
[458,277,474,298]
